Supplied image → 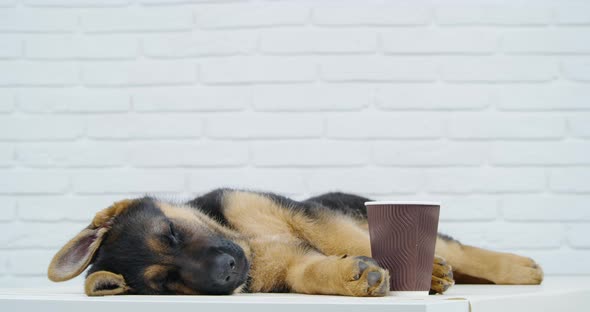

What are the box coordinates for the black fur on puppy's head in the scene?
[48,197,250,296]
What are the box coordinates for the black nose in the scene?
[210,253,237,286]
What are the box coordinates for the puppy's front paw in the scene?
[430,256,454,294]
[344,256,390,297]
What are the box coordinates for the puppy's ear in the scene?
[85,271,130,296]
[47,199,136,282]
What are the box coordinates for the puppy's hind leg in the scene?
[435,236,544,285]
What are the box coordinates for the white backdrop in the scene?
[0,0,589,288]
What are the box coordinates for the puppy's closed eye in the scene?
[146,222,180,254]
[165,222,180,246]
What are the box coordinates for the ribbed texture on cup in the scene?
[366,204,440,292]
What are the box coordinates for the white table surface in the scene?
[0,277,588,312]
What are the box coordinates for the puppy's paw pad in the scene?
[345,256,390,297]
[367,271,382,287]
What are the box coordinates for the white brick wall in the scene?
[0,0,589,289]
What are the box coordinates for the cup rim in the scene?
[364,201,441,206]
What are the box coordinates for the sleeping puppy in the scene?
[48,189,543,296]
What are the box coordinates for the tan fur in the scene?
[223,191,306,292]
[159,202,210,229]
[286,255,389,296]
[143,265,168,291]
[146,236,168,255]
[293,211,371,257]
[233,284,247,294]
[430,256,454,293]
[143,264,200,295]
[167,282,198,295]
[91,199,136,228]
[145,218,175,254]
[86,271,130,296]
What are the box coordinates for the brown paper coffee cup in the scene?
[365,201,440,296]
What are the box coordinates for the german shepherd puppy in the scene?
[48,189,543,296]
